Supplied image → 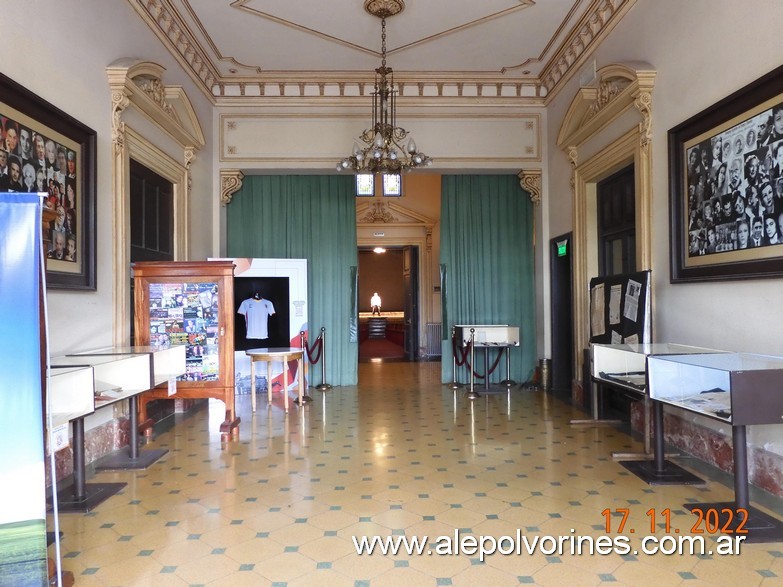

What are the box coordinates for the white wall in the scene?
[1,0,216,355]
[545,0,783,451]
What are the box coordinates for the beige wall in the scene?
[1,0,216,358]
[545,0,783,455]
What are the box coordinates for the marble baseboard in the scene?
[629,400,783,499]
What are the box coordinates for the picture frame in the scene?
[0,72,96,290]
[669,64,783,283]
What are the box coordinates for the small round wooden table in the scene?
[246,347,305,413]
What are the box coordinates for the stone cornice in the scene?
[126,0,636,106]
[539,0,638,103]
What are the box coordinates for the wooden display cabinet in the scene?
[132,261,239,436]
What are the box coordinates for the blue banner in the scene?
[0,193,47,586]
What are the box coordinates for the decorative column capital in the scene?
[517,169,542,205]
[110,89,130,154]
[567,146,579,169]
[634,90,653,153]
[220,169,244,206]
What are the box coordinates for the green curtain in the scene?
[227,175,358,386]
[440,175,535,384]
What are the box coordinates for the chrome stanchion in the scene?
[298,331,313,403]
[499,346,516,387]
[465,328,480,400]
[447,325,462,389]
[316,326,332,391]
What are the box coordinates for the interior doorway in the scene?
[129,159,174,346]
[357,245,420,361]
[550,232,573,394]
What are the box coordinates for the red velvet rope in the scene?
[464,347,504,379]
[303,334,323,365]
[451,333,471,367]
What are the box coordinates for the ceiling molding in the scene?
[126,0,638,107]
[540,0,638,104]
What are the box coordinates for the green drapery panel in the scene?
[440,175,536,384]
[227,175,358,386]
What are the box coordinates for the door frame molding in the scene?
[557,62,656,378]
[107,59,205,345]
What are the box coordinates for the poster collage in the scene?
[686,103,783,257]
[0,114,79,262]
[148,282,220,381]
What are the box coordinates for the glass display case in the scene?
[67,346,186,471]
[48,352,153,513]
[648,352,783,542]
[589,343,727,484]
[647,352,783,425]
[592,342,725,394]
[132,261,239,437]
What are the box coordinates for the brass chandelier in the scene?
[336,0,432,175]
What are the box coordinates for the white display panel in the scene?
[211,258,308,393]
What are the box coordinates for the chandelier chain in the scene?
[381,18,387,69]
[336,5,432,176]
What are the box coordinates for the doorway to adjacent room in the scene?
[357,246,419,361]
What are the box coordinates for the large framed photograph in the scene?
[0,72,96,290]
[669,64,783,282]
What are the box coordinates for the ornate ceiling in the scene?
[128,0,637,105]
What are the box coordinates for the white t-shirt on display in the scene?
[238,297,275,339]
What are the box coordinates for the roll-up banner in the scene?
[0,193,47,586]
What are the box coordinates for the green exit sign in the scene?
[557,240,568,257]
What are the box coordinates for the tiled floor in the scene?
[48,361,783,586]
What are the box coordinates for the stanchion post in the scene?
[466,328,480,399]
[299,330,313,403]
[447,325,462,389]
[316,326,332,391]
[500,346,516,387]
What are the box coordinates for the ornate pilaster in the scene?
[517,169,542,205]
[634,90,653,153]
[220,169,244,206]
[567,146,579,192]
[111,90,130,155]
[184,147,196,192]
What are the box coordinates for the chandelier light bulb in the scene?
[390,150,398,160]
[413,154,422,165]
[373,132,384,149]
[407,138,417,154]
[373,149,382,159]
